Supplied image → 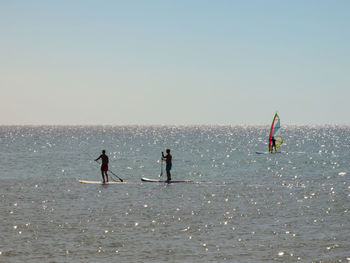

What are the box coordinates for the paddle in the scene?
[159,158,164,177]
[94,160,124,182]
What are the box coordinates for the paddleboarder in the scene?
[162,149,172,181]
[95,150,109,183]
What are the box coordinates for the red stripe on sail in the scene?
[269,114,277,150]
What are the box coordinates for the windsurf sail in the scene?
[268,113,283,152]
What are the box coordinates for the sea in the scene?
[0,125,349,263]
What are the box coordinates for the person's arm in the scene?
[95,155,101,162]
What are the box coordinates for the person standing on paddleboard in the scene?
[162,149,172,181]
[95,150,109,183]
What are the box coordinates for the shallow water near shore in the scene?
[0,125,349,262]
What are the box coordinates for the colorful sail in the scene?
[268,113,283,152]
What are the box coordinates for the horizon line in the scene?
[0,123,349,127]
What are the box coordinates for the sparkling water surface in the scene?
[0,126,349,262]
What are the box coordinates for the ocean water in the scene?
[0,125,349,263]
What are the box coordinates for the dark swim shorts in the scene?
[101,164,108,172]
[166,163,172,171]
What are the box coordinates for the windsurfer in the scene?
[162,149,172,181]
[270,136,277,152]
[95,150,109,183]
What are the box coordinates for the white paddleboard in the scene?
[79,180,124,185]
[141,177,192,183]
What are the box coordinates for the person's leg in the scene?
[167,170,171,181]
[101,170,105,183]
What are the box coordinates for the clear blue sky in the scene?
[1,0,349,125]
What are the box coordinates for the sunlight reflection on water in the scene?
[0,125,349,262]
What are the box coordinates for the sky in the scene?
[1,0,349,125]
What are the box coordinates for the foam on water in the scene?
[0,126,349,262]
